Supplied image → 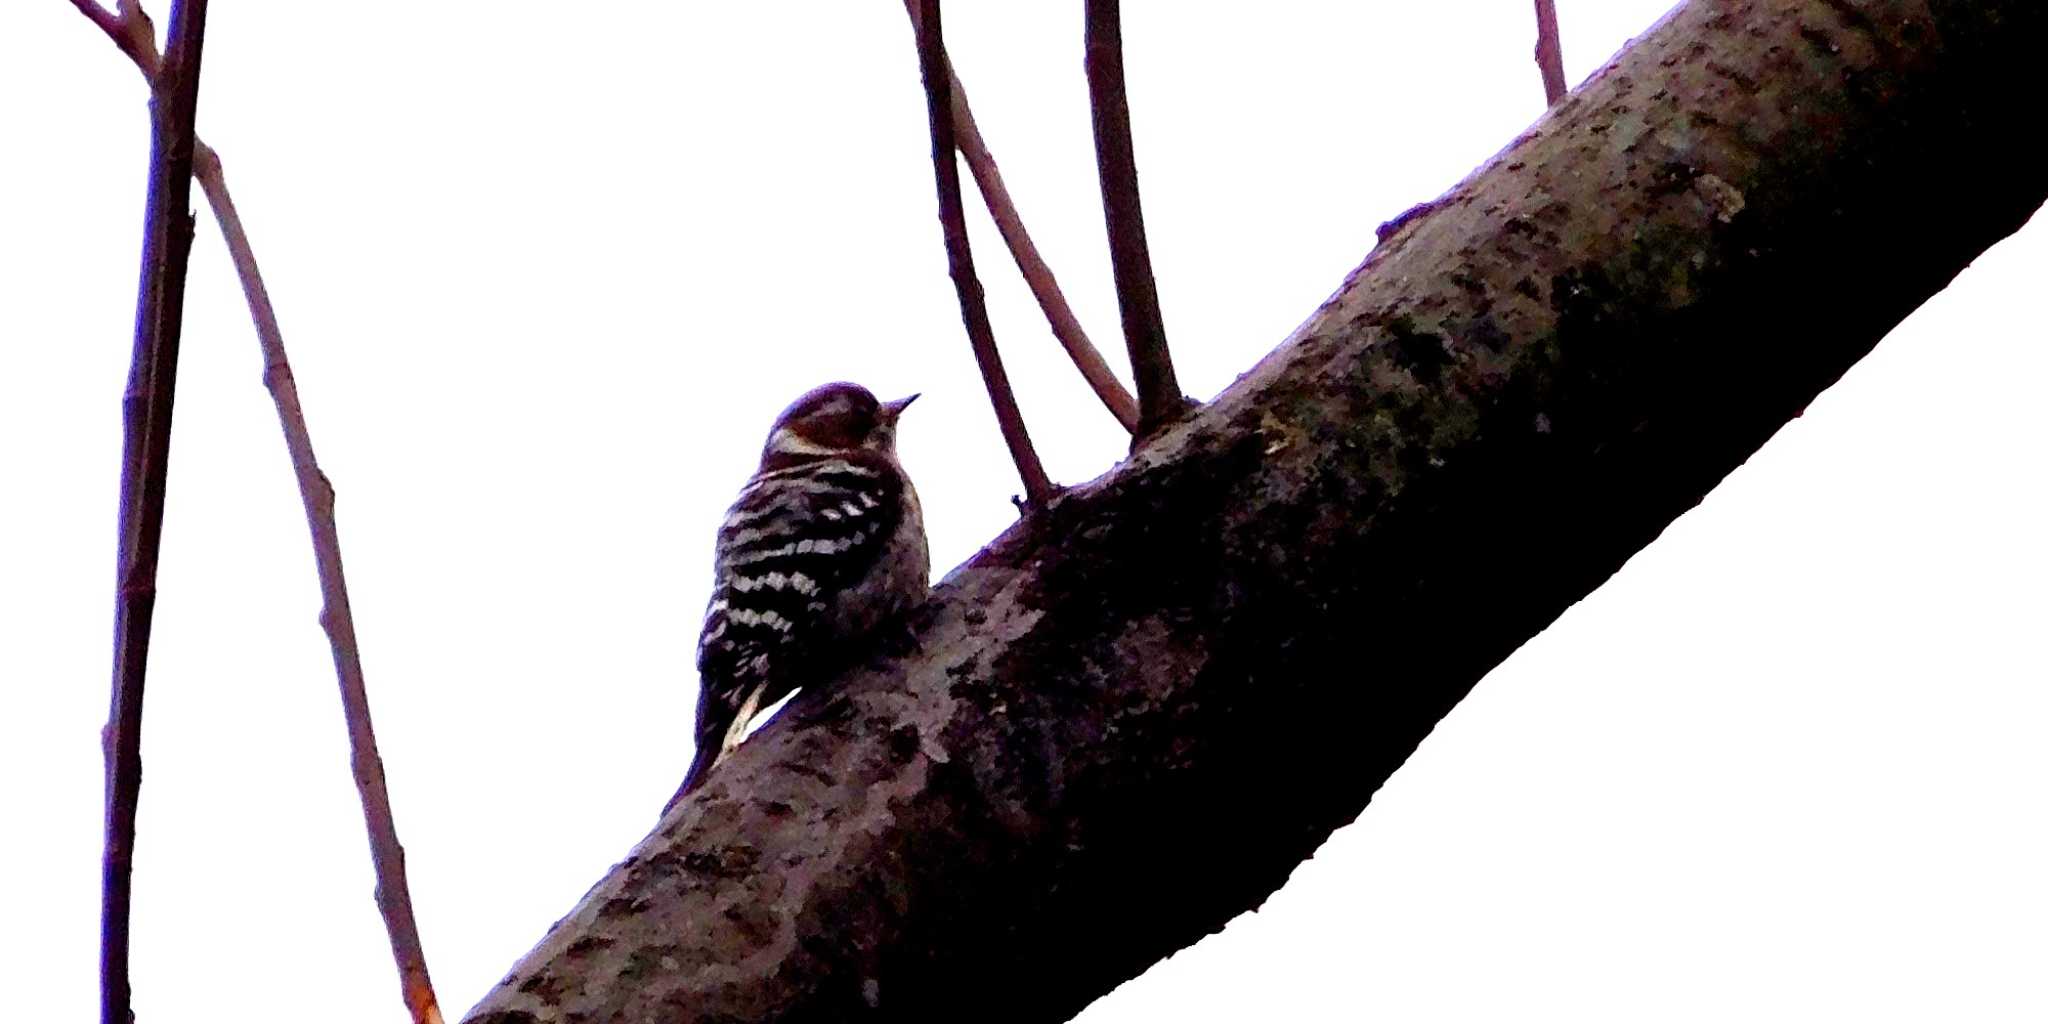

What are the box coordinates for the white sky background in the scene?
[2,1,2043,1020]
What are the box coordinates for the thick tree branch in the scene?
[101,3,206,1023]
[900,0,1140,433]
[912,0,1057,509]
[1534,0,1568,104]
[464,2,2047,1022]
[1084,0,1188,439]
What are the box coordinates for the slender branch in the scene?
[912,0,1057,509]
[957,103,1140,433]
[191,144,445,1024]
[1533,0,1568,105]
[67,0,128,54]
[900,0,1139,433]
[102,4,207,1024]
[69,0,161,77]
[1083,0,1188,439]
[72,4,444,1021]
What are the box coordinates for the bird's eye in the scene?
[802,411,867,449]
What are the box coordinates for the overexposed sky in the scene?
[3,2,2043,1021]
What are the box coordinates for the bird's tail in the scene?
[665,681,767,815]
[665,745,719,815]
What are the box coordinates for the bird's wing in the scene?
[695,456,905,683]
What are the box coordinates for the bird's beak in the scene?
[881,393,920,422]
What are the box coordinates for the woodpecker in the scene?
[671,382,929,805]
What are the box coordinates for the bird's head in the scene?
[761,382,919,468]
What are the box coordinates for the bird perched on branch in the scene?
[670,383,929,807]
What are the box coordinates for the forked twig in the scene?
[1083,0,1190,439]
[900,0,1139,434]
[1533,0,1568,105]
[911,0,1057,509]
[72,3,444,1022]
[70,0,160,76]
[101,4,207,1024]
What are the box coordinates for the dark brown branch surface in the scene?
[464,2,2047,1022]
[1534,0,1568,104]
[101,2,207,1023]
[1085,0,1187,438]
[912,0,1056,508]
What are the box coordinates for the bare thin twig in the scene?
[954,76,1141,434]
[73,3,444,1021]
[1083,0,1189,440]
[1533,0,1568,105]
[70,0,161,76]
[67,0,127,53]
[900,0,1138,434]
[912,0,1057,509]
[192,145,445,1024]
[102,3,207,1023]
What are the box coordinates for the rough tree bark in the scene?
[465,2,2045,1021]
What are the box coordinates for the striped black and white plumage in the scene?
[671,382,929,804]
